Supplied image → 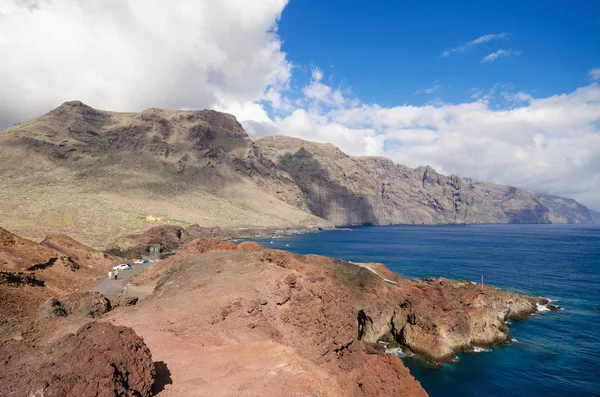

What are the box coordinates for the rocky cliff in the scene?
[537,193,597,224]
[0,228,556,396]
[255,136,554,225]
[0,102,595,246]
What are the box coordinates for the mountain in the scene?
[537,193,597,224]
[592,209,600,223]
[254,136,553,225]
[0,102,595,246]
[0,101,328,246]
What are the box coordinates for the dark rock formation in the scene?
[106,224,321,259]
[0,321,155,397]
[42,292,112,319]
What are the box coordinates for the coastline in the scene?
[1,224,571,396]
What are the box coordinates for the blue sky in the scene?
[1,0,599,208]
[277,0,600,108]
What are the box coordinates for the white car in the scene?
[113,264,131,271]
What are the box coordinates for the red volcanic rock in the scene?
[345,343,425,397]
[0,228,115,338]
[179,237,238,254]
[41,233,116,268]
[42,291,112,319]
[106,225,187,259]
[0,322,154,397]
[237,241,263,251]
[103,239,549,396]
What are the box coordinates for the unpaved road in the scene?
[89,261,156,300]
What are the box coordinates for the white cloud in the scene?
[590,68,600,81]
[246,76,600,210]
[311,67,324,82]
[502,91,533,103]
[301,67,347,107]
[442,33,510,57]
[414,85,442,95]
[1,3,598,210]
[482,49,521,63]
[0,0,290,128]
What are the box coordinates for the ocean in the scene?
[252,224,600,397]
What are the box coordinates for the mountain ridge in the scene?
[0,101,595,246]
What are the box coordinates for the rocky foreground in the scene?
[0,227,555,396]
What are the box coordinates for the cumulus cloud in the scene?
[442,33,510,57]
[0,0,289,128]
[590,68,600,81]
[246,74,600,209]
[1,2,598,209]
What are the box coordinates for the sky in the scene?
[0,0,599,210]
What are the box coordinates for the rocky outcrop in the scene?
[41,233,116,266]
[0,322,155,397]
[122,241,431,396]
[155,242,546,364]
[42,291,112,319]
[105,223,325,259]
[111,238,551,396]
[0,227,115,337]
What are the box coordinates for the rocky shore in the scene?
[0,227,556,396]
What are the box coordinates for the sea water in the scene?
[254,224,600,397]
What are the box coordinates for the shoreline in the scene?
[1,225,563,396]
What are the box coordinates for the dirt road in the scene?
[89,261,156,300]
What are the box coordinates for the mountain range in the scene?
[0,101,596,247]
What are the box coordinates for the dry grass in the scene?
[0,162,326,248]
[0,103,331,248]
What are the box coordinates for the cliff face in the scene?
[537,193,597,224]
[0,102,595,245]
[255,136,552,226]
[592,210,600,223]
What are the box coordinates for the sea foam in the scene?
[472,346,492,353]
[537,303,550,312]
[385,346,415,358]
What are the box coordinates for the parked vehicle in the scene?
[113,264,131,271]
[134,259,148,264]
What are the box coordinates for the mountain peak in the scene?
[55,100,95,111]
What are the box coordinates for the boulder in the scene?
[42,292,111,319]
[0,322,155,397]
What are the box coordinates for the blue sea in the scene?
[253,224,600,397]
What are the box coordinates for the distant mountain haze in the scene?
[0,102,595,246]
